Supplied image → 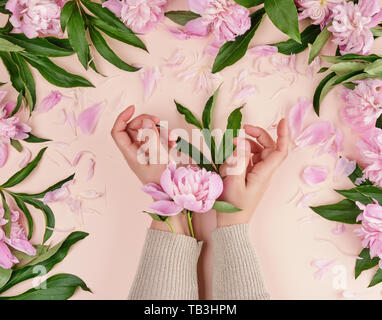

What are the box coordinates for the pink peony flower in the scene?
[142,163,223,215]
[357,128,382,187]
[6,0,67,39]
[0,208,36,269]
[355,200,382,268]
[328,0,382,55]
[181,0,250,54]
[295,0,343,28]
[102,0,167,34]
[341,79,382,133]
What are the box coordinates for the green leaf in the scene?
[313,72,336,115]
[0,273,91,300]
[12,196,33,240]
[355,185,382,204]
[0,37,24,52]
[377,113,382,129]
[273,25,321,55]
[0,231,88,294]
[1,147,47,188]
[322,54,381,64]
[371,27,382,38]
[60,0,75,32]
[15,174,75,199]
[0,191,11,238]
[1,34,73,57]
[144,211,166,222]
[212,201,241,213]
[8,92,23,117]
[364,59,382,76]
[310,199,362,224]
[348,164,372,186]
[20,53,94,88]
[0,267,12,290]
[81,0,147,51]
[67,4,89,69]
[234,0,264,7]
[329,62,366,75]
[24,133,50,143]
[334,188,373,205]
[10,139,23,152]
[45,37,73,51]
[176,137,216,172]
[369,268,382,287]
[318,67,329,73]
[308,25,331,64]
[12,245,50,268]
[216,107,243,165]
[21,198,54,243]
[264,0,301,43]
[175,100,202,129]
[0,52,24,92]
[212,8,265,73]
[355,248,379,279]
[89,26,139,72]
[164,11,201,26]
[342,82,357,90]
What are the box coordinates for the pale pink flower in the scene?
[355,200,382,268]
[341,79,382,132]
[179,0,250,54]
[328,0,382,55]
[102,0,167,34]
[142,164,223,215]
[6,0,67,39]
[0,208,36,269]
[302,166,329,186]
[295,0,343,28]
[357,128,382,187]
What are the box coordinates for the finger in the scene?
[127,114,160,130]
[111,105,135,136]
[244,124,276,150]
[276,118,290,153]
[111,106,136,155]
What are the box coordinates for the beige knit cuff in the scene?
[212,224,270,300]
[128,229,203,300]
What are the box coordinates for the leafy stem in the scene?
[164,218,175,234]
[186,210,195,238]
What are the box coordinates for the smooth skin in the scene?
[111,106,290,233]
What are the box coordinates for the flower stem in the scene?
[165,218,175,234]
[187,211,195,238]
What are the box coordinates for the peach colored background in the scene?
[1,0,382,300]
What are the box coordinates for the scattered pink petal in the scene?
[163,49,185,68]
[234,85,256,104]
[302,166,329,186]
[248,45,278,57]
[77,103,103,135]
[79,190,103,199]
[140,67,162,101]
[289,54,297,73]
[289,98,313,139]
[298,191,318,208]
[311,259,335,280]
[0,142,8,168]
[87,158,95,181]
[67,110,77,133]
[334,157,356,179]
[295,121,333,148]
[35,91,62,113]
[72,151,94,166]
[167,26,190,40]
[66,197,82,215]
[19,147,31,168]
[43,181,72,204]
[332,223,346,235]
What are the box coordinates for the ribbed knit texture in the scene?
[212,224,270,300]
[128,229,203,300]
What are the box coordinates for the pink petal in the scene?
[67,110,77,132]
[289,98,313,139]
[302,166,329,186]
[298,191,318,208]
[77,103,103,135]
[184,17,209,37]
[248,45,278,57]
[79,190,103,199]
[311,259,335,280]
[149,200,183,216]
[167,26,190,40]
[19,147,31,168]
[0,142,8,168]
[234,85,256,104]
[332,223,346,235]
[87,158,95,181]
[334,157,356,179]
[295,121,333,147]
[187,0,208,14]
[142,183,170,200]
[72,150,93,166]
[35,91,62,113]
[140,67,162,101]
[0,241,19,269]
[164,49,185,68]
[102,0,122,17]
[174,194,203,212]
[0,91,7,104]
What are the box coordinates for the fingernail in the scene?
[142,119,153,129]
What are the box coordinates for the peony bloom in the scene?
[341,79,382,133]
[328,0,382,55]
[6,0,67,39]
[355,200,382,269]
[357,128,382,187]
[102,0,167,34]
[0,208,36,269]
[142,164,223,215]
[295,0,344,28]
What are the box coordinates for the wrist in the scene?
[216,210,252,228]
[150,214,191,236]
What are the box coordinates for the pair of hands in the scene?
[111,105,289,235]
